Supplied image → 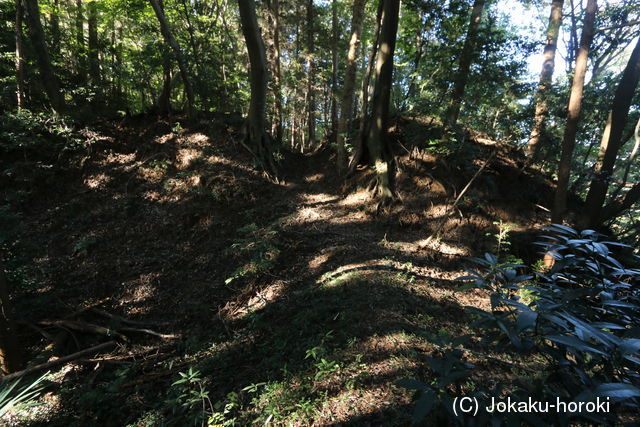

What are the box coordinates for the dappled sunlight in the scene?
[83,173,111,189]
[176,147,203,169]
[414,237,469,256]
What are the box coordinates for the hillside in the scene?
[1,113,565,425]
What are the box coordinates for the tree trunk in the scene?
[365,0,400,204]
[405,9,425,106]
[88,0,100,85]
[238,0,277,176]
[149,0,195,119]
[330,0,339,144]
[336,0,367,172]
[50,0,60,57]
[158,54,172,117]
[581,37,640,227]
[23,0,65,113]
[270,0,283,144]
[15,0,26,110]
[0,258,22,374]
[306,0,316,149]
[75,0,86,81]
[551,0,597,224]
[526,0,564,161]
[443,0,486,131]
[349,0,384,173]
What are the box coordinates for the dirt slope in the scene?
[4,114,555,425]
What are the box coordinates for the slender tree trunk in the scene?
[337,0,366,172]
[15,0,26,110]
[365,0,400,204]
[272,0,283,144]
[158,55,172,116]
[330,0,339,143]
[23,0,65,113]
[0,258,22,374]
[527,0,564,161]
[349,0,384,173]
[149,0,195,119]
[88,0,100,85]
[551,0,597,224]
[75,0,86,81]
[443,0,486,131]
[581,37,640,227]
[405,9,425,106]
[238,0,277,176]
[306,0,316,149]
[50,0,60,57]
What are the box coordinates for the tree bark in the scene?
[269,0,283,144]
[443,0,486,131]
[75,0,86,81]
[50,0,60,57]
[238,0,277,176]
[551,0,597,224]
[526,0,564,161]
[349,0,384,173]
[15,0,26,110]
[336,0,367,172]
[23,0,65,113]
[0,258,22,374]
[330,0,339,143]
[365,0,400,205]
[581,37,640,227]
[88,0,100,85]
[158,54,172,117]
[149,0,195,119]
[306,0,316,148]
[405,9,425,106]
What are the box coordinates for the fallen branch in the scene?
[40,319,128,341]
[90,308,170,327]
[1,341,117,382]
[424,150,496,243]
[119,327,178,340]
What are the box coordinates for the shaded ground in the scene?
[2,113,555,425]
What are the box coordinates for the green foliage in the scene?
[0,372,48,419]
[400,224,640,424]
[224,223,280,287]
[165,367,214,425]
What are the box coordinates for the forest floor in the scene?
[4,113,558,425]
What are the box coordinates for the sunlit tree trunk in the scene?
[75,0,86,81]
[337,0,366,172]
[15,0,26,110]
[149,0,195,119]
[158,55,172,117]
[238,0,277,176]
[330,0,338,143]
[306,0,316,148]
[50,0,60,57]
[349,0,383,173]
[0,258,22,374]
[527,0,564,161]
[271,0,283,144]
[365,0,400,205]
[405,9,425,106]
[551,0,597,224]
[581,37,640,227]
[23,0,65,113]
[88,0,100,85]
[443,0,486,131]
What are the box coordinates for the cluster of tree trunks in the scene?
[526,0,564,161]
[552,0,597,224]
